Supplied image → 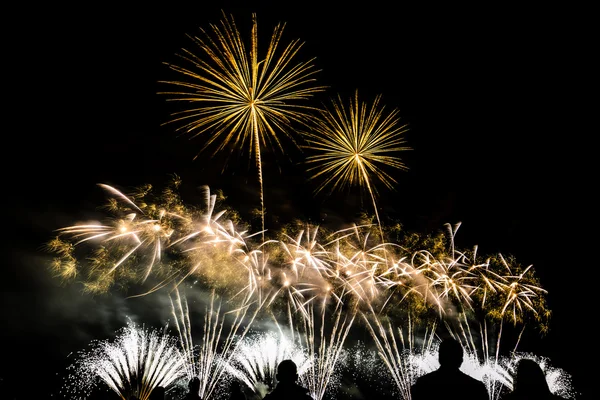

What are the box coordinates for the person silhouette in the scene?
[185,376,203,400]
[149,386,165,400]
[262,359,314,400]
[503,358,566,399]
[227,379,246,400]
[410,337,489,400]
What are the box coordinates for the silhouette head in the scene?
[438,337,464,369]
[189,376,201,392]
[149,386,165,399]
[276,359,299,383]
[513,358,552,394]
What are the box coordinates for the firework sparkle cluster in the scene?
[47,9,577,400]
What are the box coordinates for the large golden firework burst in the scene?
[159,11,327,239]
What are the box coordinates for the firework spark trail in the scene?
[404,223,482,317]
[170,287,197,378]
[169,186,280,306]
[277,225,347,310]
[224,330,310,397]
[167,185,228,248]
[240,222,406,312]
[441,223,548,327]
[63,321,188,400]
[166,185,275,303]
[284,299,356,400]
[280,225,332,282]
[393,222,546,329]
[361,308,438,400]
[453,351,512,400]
[48,182,195,292]
[50,182,277,299]
[460,244,506,310]
[495,254,548,325]
[169,287,265,400]
[411,248,479,315]
[159,11,326,244]
[303,90,410,242]
[48,180,551,337]
[327,224,400,307]
[445,317,514,400]
[340,340,396,398]
[236,244,275,305]
[362,312,518,400]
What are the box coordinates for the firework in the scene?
[224,330,311,397]
[167,185,273,301]
[302,90,410,240]
[410,247,479,315]
[286,300,356,400]
[394,223,550,333]
[47,181,195,293]
[46,181,552,335]
[494,254,548,326]
[339,340,395,399]
[276,224,343,311]
[47,182,551,333]
[62,320,187,400]
[169,287,264,400]
[48,182,269,299]
[49,179,567,398]
[445,317,515,400]
[159,11,326,241]
[327,223,401,307]
[399,223,482,317]
[362,313,517,400]
[361,311,438,400]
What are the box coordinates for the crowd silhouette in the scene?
[120,340,570,400]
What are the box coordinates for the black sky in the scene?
[3,2,592,399]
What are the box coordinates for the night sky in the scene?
[3,2,591,399]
